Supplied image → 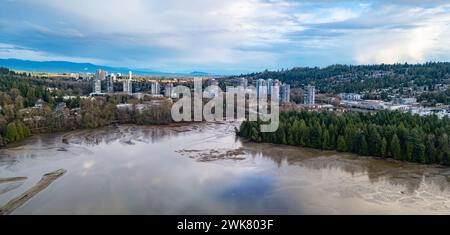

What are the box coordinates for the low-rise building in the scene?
[34,99,45,109]
[386,104,409,111]
[339,93,362,101]
[132,93,145,100]
[55,102,67,111]
[396,97,417,105]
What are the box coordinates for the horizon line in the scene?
[2,57,450,77]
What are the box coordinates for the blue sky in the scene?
[1,0,450,75]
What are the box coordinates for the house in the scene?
[55,102,67,112]
[34,99,45,109]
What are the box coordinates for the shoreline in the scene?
[0,176,28,184]
[2,121,449,169]
[0,169,66,215]
[241,138,450,169]
[0,121,185,149]
[0,122,449,214]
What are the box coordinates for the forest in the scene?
[231,63,450,96]
[0,68,172,146]
[239,111,450,166]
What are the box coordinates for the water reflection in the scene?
[62,124,193,146]
[0,123,450,214]
[0,181,25,195]
[220,175,275,201]
[242,142,450,194]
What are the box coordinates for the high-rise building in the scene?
[267,79,281,96]
[92,69,105,94]
[304,85,315,105]
[205,78,220,98]
[239,77,248,89]
[92,77,101,94]
[151,81,160,95]
[256,79,267,98]
[106,73,115,93]
[267,79,274,95]
[274,79,281,87]
[273,80,281,97]
[280,83,290,103]
[96,69,107,80]
[123,71,133,95]
[164,83,174,98]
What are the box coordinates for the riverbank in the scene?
[238,111,450,167]
[1,122,450,214]
[0,121,195,149]
[0,169,66,215]
[0,176,27,184]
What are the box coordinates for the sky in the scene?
[1,0,450,75]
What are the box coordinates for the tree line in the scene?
[239,111,450,166]
[0,68,173,146]
[230,62,450,95]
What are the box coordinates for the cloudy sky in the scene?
[1,0,450,74]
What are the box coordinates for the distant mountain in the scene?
[189,71,210,76]
[0,58,211,76]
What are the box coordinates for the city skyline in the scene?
[1,1,450,75]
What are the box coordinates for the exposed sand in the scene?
[176,148,247,162]
[0,169,66,215]
[1,123,450,214]
[0,177,27,184]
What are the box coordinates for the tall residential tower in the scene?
[304,85,315,105]
[123,71,133,94]
[280,83,290,103]
[92,69,106,94]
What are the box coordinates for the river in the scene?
[1,122,450,214]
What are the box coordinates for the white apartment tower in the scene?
[239,77,248,89]
[106,73,115,93]
[92,69,106,94]
[256,79,267,98]
[280,83,291,103]
[123,71,133,94]
[164,83,174,98]
[151,81,160,95]
[304,85,315,105]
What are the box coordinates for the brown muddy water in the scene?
[1,123,450,214]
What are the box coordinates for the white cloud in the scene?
[12,0,295,70]
[0,43,106,64]
[354,25,442,64]
[2,0,450,72]
[352,4,450,64]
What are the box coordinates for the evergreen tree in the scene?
[287,128,295,145]
[425,134,437,163]
[417,144,426,163]
[337,136,346,152]
[250,127,259,142]
[359,135,369,156]
[391,134,402,160]
[239,110,450,166]
[310,121,322,148]
[380,137,387,158]
[322,130,330,150]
